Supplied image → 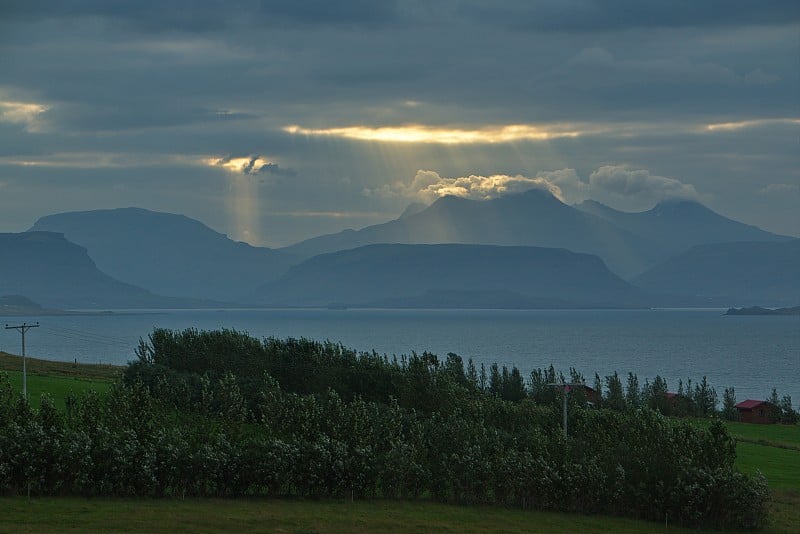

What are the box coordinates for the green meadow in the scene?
[1,353,798,533]
[0,352,118,409]
[0,497,713,534]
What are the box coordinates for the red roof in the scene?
[735,399,769,410]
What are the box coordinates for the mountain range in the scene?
[282,190,785,278]
[3,192,795,309]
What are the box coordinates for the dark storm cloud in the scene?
[44,102,256,132]
[6,1,798,33]
[1,0,405,31]
[259,162,296,178]
[459,0,800,32]
[206,155,297,177]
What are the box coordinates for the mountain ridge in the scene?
[574,198,787,272]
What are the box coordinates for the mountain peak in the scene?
[508,186,560,201]
[431,194,471,206]
[649,198,709,215]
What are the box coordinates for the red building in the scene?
[735,400,779,424]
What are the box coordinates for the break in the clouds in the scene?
[205,156,296,177]
[0,98,49,132]
[284,123,588,144]
[0,0,798,244]
[366,170,563,202]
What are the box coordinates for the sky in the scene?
[1,0,798,247]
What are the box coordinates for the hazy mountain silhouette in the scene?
[30,208,297,300]
[0,294,48,315]
[575,198,787,267]
[256,243,649,308]
[633,239,800,306]
[398,202,427,219]
[0,232,209,309]
[282,190,658,277]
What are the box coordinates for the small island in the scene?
[725,306,800,316]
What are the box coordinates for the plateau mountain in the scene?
[255,243,649,308]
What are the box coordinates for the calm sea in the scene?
[2,308,798,408]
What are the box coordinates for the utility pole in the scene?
[5,322,39,399]
[548,380,584,437]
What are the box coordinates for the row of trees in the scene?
[133,328,796,420]
[0,369,770,529]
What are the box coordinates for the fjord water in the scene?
[1,308,797,407]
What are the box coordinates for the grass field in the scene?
[726,420,800,450]
[0,352,118,409]
[0,351,122,380]
[728,420,800,533]
[0,497,718,533]
[2,371,114,409]
[0,358,798,532]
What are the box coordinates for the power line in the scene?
[46,324,134,345]
[41,327,132,348]
[4,322,39,399]
[39,331,131,350]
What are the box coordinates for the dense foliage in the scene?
[0,328,776,530]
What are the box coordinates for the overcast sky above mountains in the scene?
[1,1,798,246]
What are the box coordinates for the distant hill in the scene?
[633,239,800,306]
[256,243,649,308]
[0,294,46,315]
[575,199,787,269]
[282,190,658,278]
[0,232,210,309]
[30,208,298,300]
[725,306,800,316]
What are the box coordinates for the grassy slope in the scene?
[726,421,800,450]
[0,359,797,532]
[0,352,119,409]
[3,371,113,409]
[0,351,122,380]
[730,422,800,534]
